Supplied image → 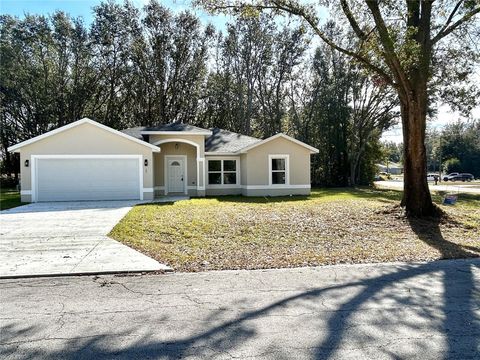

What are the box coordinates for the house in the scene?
[8,118,319,203]
[376,162,403,175]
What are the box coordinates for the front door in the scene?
[167,158,185,194]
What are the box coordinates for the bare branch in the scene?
[434,1,464,38]
[199,1,396,86]
[340,0,367,40]
[432,4,480,43]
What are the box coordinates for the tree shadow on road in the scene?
[1,214,479,359]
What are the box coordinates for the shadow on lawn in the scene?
[207,187,403,205]
[3,209,479,359]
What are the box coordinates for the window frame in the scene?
[268,154,290,186]
[206,157,240,188]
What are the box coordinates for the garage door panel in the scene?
[36,158,141,201]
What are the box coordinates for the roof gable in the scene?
[239,133,319,154]
[8,118,160,153]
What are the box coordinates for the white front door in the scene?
[167,158,185,193]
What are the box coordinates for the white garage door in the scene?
[35,157,141,202]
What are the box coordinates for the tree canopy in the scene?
[197,0,480,216]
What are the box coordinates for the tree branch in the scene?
[364,0,410,93]
[432,4,480,43]
[200,0,396,86]
[434,0,464,39]
[340,0,367,40]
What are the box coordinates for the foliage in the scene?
[197,0,480,216]
[441,120,480,177]
[381,141,403,164]
[442,157,462,174]
[290,24,397,186]
[0,2,397,187]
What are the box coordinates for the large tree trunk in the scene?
[400,98,435,216]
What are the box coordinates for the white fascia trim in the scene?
[142,188,154,192]
[20,190,32,195]
[8,118,160,153]
[141,131,212,136]
[242,185,311,190]
[239,133,319,154]
[205,152,239,156]
[152,138,201,154]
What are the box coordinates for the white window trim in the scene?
[206,157,240,188]
[164,155,188,195]
[268,154,290,186]
[30,154,144,202]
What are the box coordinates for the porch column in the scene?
[197,156,206,196]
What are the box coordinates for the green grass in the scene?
[0,188,23,210]
[110,187,480,272]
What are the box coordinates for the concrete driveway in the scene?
[0,201,170,278]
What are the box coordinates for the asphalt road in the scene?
[375,180,480,194]
[1,259,479,359]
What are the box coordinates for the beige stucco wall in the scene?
[17,122,155,201]
[149,134,205,157]
[243,137,311,186]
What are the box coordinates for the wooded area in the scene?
[0,1,397,187]
[199,0,480,216]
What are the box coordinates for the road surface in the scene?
[1,259,479,359]
[376,180,480,194]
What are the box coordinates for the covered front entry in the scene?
[152,139,206,197]
[166,156,186,194]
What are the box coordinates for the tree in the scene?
[440,120,480,177]
[198,0,480,216]
[348,70,398,185]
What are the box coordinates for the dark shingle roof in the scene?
[142,123,210,132]
[121,125,261,153]
[121,124,211,140]
[205,128,261,153]
[121,126,146,140]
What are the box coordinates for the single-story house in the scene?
[8,118,319,203]
[376,162,403,175]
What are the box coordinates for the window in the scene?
[208,159,238,185]
[269,155,289,185]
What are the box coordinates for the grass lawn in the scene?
[110,188,480,272]
[0,188,23,210]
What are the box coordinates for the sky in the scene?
[1,0,478,144]
[0,0,230,29]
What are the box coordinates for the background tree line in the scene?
[1,0,399,186]
[425,120,480,178]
